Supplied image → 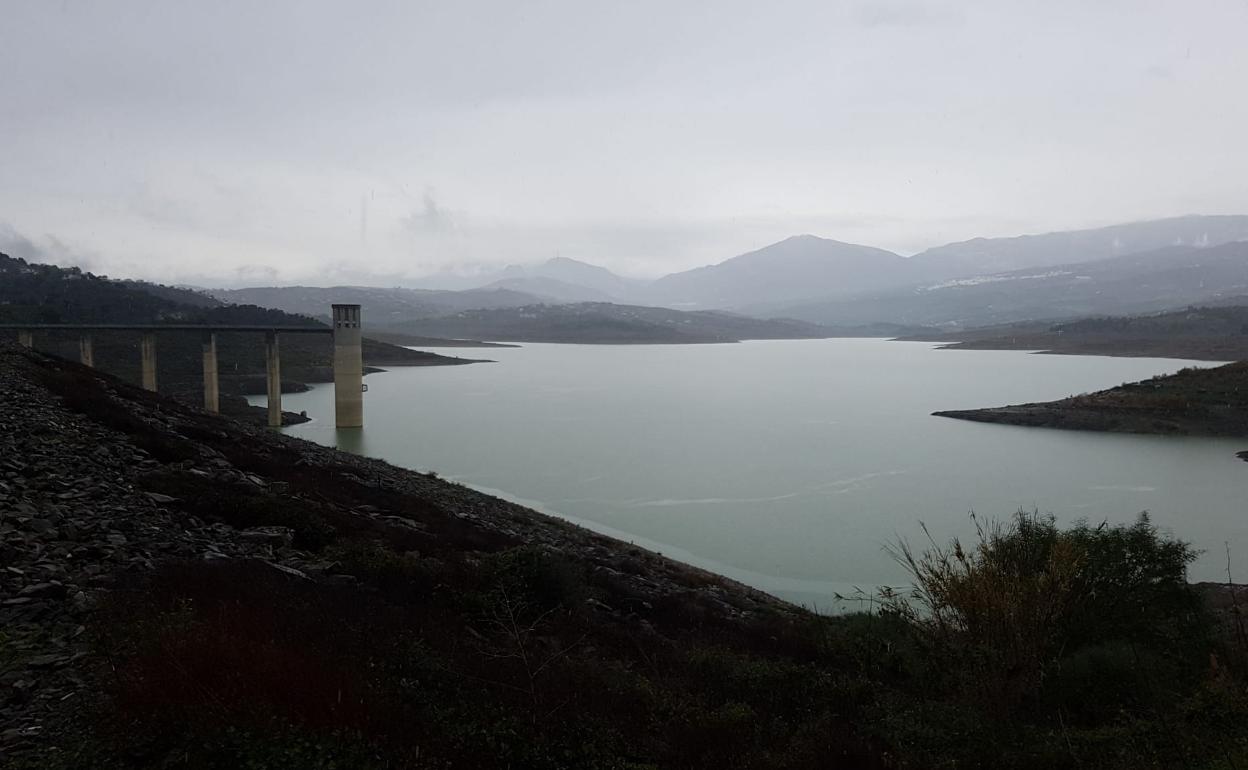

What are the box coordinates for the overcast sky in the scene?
[3,0,1247,286]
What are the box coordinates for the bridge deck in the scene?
[0,324,331,333]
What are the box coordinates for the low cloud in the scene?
[0,224,106,274]
[401,189,457,236]
[0,224,42,261]
[850,1,962,28]
[231,264,281,286]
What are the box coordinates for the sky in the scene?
[3,0,1248,287]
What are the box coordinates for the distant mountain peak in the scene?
[544,256,597,267]
[647,235,907,309]
[779,234,864,247]
[911,214,1248,280]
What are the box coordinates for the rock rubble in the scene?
[0,350,302,757]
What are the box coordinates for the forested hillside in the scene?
[0,254,228,324]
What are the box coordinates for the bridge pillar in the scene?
[265,331,282,428]
[140,332,157,391]
[202,332,219,413]
[17,330,32,349]
[332,304,363,428]
[79,335,94,367]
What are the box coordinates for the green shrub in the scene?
[888,511,1205,716]
[1064,515,1206,650]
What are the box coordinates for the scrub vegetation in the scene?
[874,511,1248,767]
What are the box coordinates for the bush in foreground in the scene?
[887,511,1209,718]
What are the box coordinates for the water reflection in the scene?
[333,428,368,457]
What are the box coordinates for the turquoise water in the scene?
[257,340,1248,609]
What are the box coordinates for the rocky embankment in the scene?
[0,343,851,768]
[0,349,330,754]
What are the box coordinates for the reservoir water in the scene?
[257,339,1248,609]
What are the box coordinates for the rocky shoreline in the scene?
[0,343,799,766]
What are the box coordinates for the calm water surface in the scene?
[258,340,1248,609]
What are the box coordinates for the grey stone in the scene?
[24,519,53,534]
[239,526,295,547]
[17,583,65,600]
[26,654,71,670]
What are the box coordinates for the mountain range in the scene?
[772,239,1248,329]
[207,214,1248,336]
[8,213,1248,354]
[400,215,1248,307]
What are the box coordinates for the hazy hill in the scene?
[119,280,223,308]
[533,255,645,298]
[646,235,910,309]
[385,302,836,344]
[911,303,1248,361]
[769,240,1248,329]
[909,214,1248,280]
[411,256,643,301]
[481,275,617,303]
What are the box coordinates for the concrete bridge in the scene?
[4,304,364,428]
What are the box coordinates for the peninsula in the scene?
[935,361,1248,460]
